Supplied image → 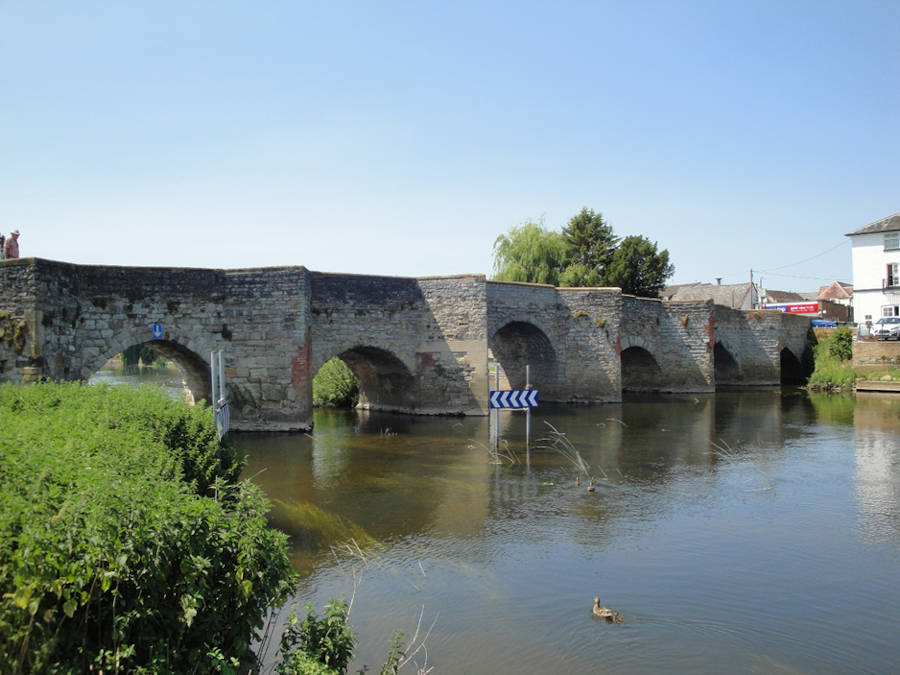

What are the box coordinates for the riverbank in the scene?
[856,379,900,393]
[806,326,900,393]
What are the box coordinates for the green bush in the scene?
[312,358,359,408]
[807,329,857,392]
[827,325,853,361]
[0,382,295,673]
[276,598,356,675]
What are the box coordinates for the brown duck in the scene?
[592,597,623,623]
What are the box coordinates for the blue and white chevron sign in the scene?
[489,389,539,409]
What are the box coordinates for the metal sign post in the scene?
[525,365,531,452]
[210,350,229,441]
[490,361,500,452]
[489,362,540,455]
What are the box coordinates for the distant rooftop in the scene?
[765,289,805,303]
[663,281,755,309]
[846,212,900,236]
[818,281,853,300]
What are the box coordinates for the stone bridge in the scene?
[0,258,814,431]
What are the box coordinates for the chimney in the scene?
[715,277,722,285]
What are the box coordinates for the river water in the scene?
[234,391,900,674]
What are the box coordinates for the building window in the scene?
[883,306,899,317]
[888,262,899,287]
[886,233,900,250]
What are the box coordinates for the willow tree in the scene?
[491,222,567,286]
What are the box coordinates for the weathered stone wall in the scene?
[419,275,489,413]
[486,282,622,402]
[554,287,623,402]
[1,258,818,431]
[0,259,40,381]
[713,308,811,386]
[713,308,778,385]
[619,297,715,392]
[0,258,311,431]
[309,273,487,415]
[853,340,900,370]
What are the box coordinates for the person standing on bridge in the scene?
[3,229,20,259]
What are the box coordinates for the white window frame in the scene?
[888,262,899,287]
[886,232,900,250]
[883,305,900,317]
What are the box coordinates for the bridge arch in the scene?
[714,341,741,386]
[315,345,416,412]
[620,345,663,392]
[488,320,559,391]
[779,347,807,385]
[85,333,212,405]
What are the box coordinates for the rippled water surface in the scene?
[238,392,900,674]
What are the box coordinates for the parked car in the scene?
[872,316,900,340]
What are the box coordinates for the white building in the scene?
[847,213,900,328]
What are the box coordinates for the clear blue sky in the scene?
[3,1,897,291]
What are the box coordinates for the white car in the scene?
[872,316,900,340]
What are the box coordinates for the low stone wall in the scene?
[853,340,900,370]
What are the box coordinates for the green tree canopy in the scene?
[561,207,618,277]
[491,222,567,286]
[600,235,674,297]
[558,261,601,287]
[490,210,675,297]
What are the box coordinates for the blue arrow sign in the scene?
[489,389,539,409]
[151,323,163,339]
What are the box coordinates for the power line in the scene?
[758,239,849,274]
[758,270,850,283]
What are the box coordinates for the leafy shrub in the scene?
[0,382,295,673]
[313,358,359,408]
[379,630,405,675]
[827,325,853,362]
[0,381,243,495]
[807,330,858,392]
[276,598,356,675]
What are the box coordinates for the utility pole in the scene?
[750,268,755,309]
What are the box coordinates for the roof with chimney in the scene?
[846,212,900,236]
